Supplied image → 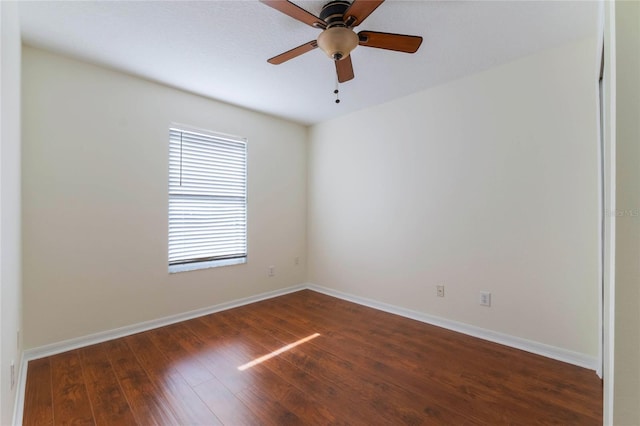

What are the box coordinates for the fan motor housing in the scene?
[320,0,351,27]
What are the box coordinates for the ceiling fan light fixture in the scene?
[317,26,359,60]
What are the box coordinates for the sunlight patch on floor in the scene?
[237,333,321,371]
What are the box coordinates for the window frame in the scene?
[168,124,248,273]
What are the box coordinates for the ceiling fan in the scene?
[260,0,423,84]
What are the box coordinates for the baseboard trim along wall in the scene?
[23,283,307,362]
[22,281,600,368]
[305,283,599,372]
[15,281,598,424]
[12,354,27,426]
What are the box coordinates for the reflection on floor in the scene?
[23,289,603,425]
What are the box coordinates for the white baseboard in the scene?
[22,281,599,371]
[306,283,599,372]
[23,283,306,362]
[12,353,27,426]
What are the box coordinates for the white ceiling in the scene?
[18,0,598,125]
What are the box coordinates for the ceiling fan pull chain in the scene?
[334,76,341,104]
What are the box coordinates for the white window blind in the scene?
[169,128,247,268]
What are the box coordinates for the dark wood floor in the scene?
[23,289,602,425]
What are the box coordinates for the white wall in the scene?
[0,1,22,424]
[308,36,599,359]
[22,46,307,349]
[611,1,640,423]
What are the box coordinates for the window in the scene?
[168,127,247,272]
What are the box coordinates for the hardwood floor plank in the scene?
[271,291,602,424]
[160,318,306,424]
[221,308,452,424]
[188,311,372,424]
[146,324,214,387]
[49,351,95,425]
[23,290,603,425]
[78,344,137,426]
[294,335,475,424]
[184,315,266,394]
[23,358,54,426]
[235,386,303,426]
[125,333,222,425]
[243,362,338,424]
[193,377,264,426]
[103,339,180,425]
[234,313,456,424]
[247,347,374,425]
[233,302,485,424]
[217,305,444,424]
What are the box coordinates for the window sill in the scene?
[169,257,247,274]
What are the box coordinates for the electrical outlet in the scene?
[268,265,275,277]
[436,285,445,297]
[10,361,15,390]
[480,291,491,307]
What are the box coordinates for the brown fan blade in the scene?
[358,31,422,53]
[343,0,384,28]
[335,55,355,83]
[268,41,318,65]
[260,0,326,29]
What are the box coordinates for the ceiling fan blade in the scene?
[268,40,318,65]
[358,31,423,53]
[260,0,326,29]
[343,0,384,28]
[335,55,355,83]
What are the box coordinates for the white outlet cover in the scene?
[480,292,491,306]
